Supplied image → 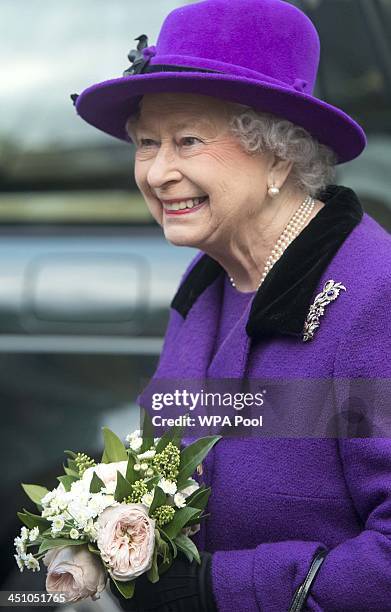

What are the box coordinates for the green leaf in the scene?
[149,486,166,515]
[101,427,128,463]
[140,410,155,454]
[185,486,211,510]
[146,544,159,583]
[155,423,183,454]
[64,450,77,459]
[186,512,210,526]
[174,533,201,565]
[114,471,132,502]
[164,507,200,540]
[148,486,167,516]
[159,527,177,559]
[158,555,173,575]
[145,475,160,491]
[38,538,86,554]
[21,484,49,507]
[17,510,50,531]
[177,436,221,487]
[89,471,105,494]
[125,454,137,485]
[111,578,135,599]
[155,529,170,565]
[57,475,79,492]
[63,465,79,478]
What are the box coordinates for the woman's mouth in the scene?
[161,196,208,216]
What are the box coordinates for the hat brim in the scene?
[75,71,366,164]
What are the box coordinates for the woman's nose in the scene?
[147,146,182,189]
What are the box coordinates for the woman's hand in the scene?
[109,551,217,612]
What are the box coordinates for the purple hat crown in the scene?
[74,0,367,163]
[143,0,320,94]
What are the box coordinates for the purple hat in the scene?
[73,0,366,163]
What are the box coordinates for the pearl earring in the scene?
[268,183,280,198]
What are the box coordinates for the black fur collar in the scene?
[171,185,363,339]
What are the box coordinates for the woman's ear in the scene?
[269,157,294,190]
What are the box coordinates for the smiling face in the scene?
[130,93,274,251]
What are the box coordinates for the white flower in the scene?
[62,510,73,521]
[81,461,128,496]
[134,463,141,471]
[141,492,154,508]
[29,527,40,542]
[83,519,94,534]
[126,430,143,451]
[20,526,29,542]
[179,479,200,498]
[158,478,177,495]
[140,462,149,471]
[126,429,141,441]
[102,482,117,495]
[51,515,65,534]
[41,490,56,507]
[23,553,40,572]
[14,553,24,572]
[100,487,118,498]
[83,519,98,541]
[49,483,69,512]
[41,483,73,515]
[88,493,116,517]
[173,492,186,508]
[137,449,156,460]
[14,536,26,555]
[42,507,56,518]
[69,528,80,540]
[70,478,90,498]
[129,437,143,452]
[67,504,95,530]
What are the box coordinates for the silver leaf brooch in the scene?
[302,279,346,342]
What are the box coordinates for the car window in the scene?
[0,0,191,225]
[296,0,391,134]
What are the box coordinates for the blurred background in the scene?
[1,0,390,608]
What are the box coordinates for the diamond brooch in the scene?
[302,279,346,342]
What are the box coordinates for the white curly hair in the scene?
[125,100,337,198]
[227,104,337,197]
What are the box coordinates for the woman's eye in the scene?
[140,138,155,147]
[138,137,201,148]
[180,136,202,147]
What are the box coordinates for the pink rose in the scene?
[96,503,155,581]
[43,545,106,602]
[82,461,128,494]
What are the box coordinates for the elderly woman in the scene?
[73,0,391,610]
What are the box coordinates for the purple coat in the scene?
[140,186,391,611]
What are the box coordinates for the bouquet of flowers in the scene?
[14,411,220,603]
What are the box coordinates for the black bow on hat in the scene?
[123,34,153,76]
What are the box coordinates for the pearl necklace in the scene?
[229,195,315,290]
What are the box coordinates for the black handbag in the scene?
[288,549,327,612]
